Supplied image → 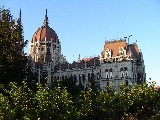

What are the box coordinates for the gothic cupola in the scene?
[29,9,66,65]
[30,9,60,43]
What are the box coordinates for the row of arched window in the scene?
[105,67,129,79]
[54,72,98,83]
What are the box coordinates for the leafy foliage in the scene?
[0,81,159,120]
[52,78,82,97]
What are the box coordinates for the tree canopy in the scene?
[0,81,160,119]
[0,7,28,86]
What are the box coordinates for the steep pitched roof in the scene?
[103,40,140,58]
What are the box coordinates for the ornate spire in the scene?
[43,8,49,27]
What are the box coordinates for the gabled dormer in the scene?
[105,48,112,58]
[119,47,126,56]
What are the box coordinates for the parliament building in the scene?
[29,9,146,91]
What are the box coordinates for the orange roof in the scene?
[31,27,59,43]
[104,40,127,57]
[31,9,60,43]
[103,40,140,58]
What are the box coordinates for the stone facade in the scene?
[29,9,146,91]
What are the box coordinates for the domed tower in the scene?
[29,9,66,66]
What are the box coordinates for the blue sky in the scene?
[1,0,160,85]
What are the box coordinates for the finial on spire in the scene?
[43,8,49,27]
[46,7,47,18]
[18,9,21,22]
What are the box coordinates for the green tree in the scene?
[0,7,28,86]
[52,78,82,97]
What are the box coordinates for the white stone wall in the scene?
[49,55,145,92]
[30,38,145,92]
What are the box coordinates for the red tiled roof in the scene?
[31,27,60,43]
[78,60,85,68]
[104,40,127,57]
[61,62,68,69]
[130,44,140,58]
[53,57,100,70]
[103,40,140,58]
[70,61,77,68]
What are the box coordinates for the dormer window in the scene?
[120,51,124,55]
[119,47,125,56]
[107,52,110,57]
[105,48,111,58]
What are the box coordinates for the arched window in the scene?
[124,67,128,77]
[74,75,77,82]
[97,72,100,80]
[65,75,67,79]
[91,73,95,81]
[62,75,65,80]
[120,67,123,71]
[105,69,109,79]
[125,71,128,77]
[110,68,113,78]
[51,76,53,82]
[125,80,128,86]
[88,73,90,82]
[79,74,82,85]
[120,67,124,78]
[70,74,73,80]
[82,74,85,84]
